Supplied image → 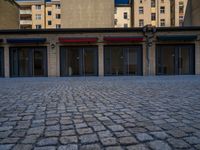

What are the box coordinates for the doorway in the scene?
[10,47,47,77]
[60,46,98,76]
[156,45,195,75]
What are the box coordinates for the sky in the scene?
[115,0,131,4]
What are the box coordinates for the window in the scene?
[56,14,61,19]
[139,7,144,14]
[114,19,118,25]
[36,25,42,29]
[124,12,128,19]
[35,14,41,20]
[160,19,165,27]
[48,11,52,16]
[160,6,165,14]
[48,20,52,25]
[139,19,144,27]
[124,24,128,28]
[55,4,60,9]
[114,8,117,14]
[151,0,155,7]
[56,24,61,28]
[151,13,156,21]
[140,0,142,3]
[35,5,41,10]
[161,0,164,3]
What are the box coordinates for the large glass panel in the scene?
[34,49,45,76]
[111,47,124,75]
[19,48,29,76]
[67,47,80,76]
[157,46,175,75]
[84,48,97,75]
[126,48,138,75]
[0,48,3,77]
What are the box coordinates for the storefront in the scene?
[156,44,195,75]
[0,47,4,77]
[60,46,98,76]
[9,47,47,77]
[104,45,143,76]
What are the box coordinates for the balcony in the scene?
[20,20,32,25]
[20,10,32,15]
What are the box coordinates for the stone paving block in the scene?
[135,133,154,142]
[60,136,78,144]
[21,135,39,144]
[167,138,191,149]
[126,144,149,150]
[12,144,33,150]
[108,125,124,132]
[0,144,14,150]
[79,134,99,144]
[80,144,101,150]
[77,128,93,135]
[100,137,117,146]
[148,140,172,150]
[37,137,58,146]
[34,146,56,150]
[58,144,78,150]
[105,146,124,150]
[150,131,168,139]
[119,136,138,145]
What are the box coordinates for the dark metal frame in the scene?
[60,46,98,77]
[104,45,143,76]
[156,44,195,75]
[9,47,47,77]
[0,48,4,77]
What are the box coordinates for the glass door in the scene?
[60,46,98,76]
[104,46,143,76]
[0,48,3,77]
[33,48,47,76]
[156,45,195,75]
[19,48,30,76]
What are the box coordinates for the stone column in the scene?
[149,42,156,76]
[4,45,9,77]
[47,42,57,77]
[98,43,104,76]
[195,41,200,75]
[142,43,147,76]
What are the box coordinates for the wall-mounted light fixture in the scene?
[51,43,55,49]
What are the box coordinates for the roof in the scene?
[0,27,200,34]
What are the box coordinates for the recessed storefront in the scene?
[104,45,143,76]
[9,47,47,77]
[60,46,98,76]
[156,45,195,75]
[0,47,4,77]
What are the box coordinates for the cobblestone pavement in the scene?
[0,76,200,150]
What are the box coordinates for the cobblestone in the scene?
[0,76,200,149]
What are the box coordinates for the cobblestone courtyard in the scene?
[0,76,200,150]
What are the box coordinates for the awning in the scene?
[157,35,197,41]
[7,38,46,44]
[59,37,98,43]
[104,36,144,43]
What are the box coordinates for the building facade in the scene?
[17,0,61,29]
[61,0,114,28]
[0,27,200,77]
[184,0,200,26]
[133,0,171,27]
[114,2,132,28]
[0,0,19,29]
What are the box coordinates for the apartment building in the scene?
[61,0,114,28]
[184,0,200,26]
[171,0,188,26]
[114,0,132,28]
[133,0,171,27]
[0,0,19,29]
[17,0,61,29]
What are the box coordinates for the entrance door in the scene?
[60,46,98,76]
[104,45,142,76]
[156,45,195,75]
[10,47,47,77]
[0,48,3,77]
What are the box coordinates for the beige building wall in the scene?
[184,0,200,26]
[114,6,131,28]
[61,0,114,28]
[0,0,19,29]
[133,0,171,27]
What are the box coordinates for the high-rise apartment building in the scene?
[133,0,171,27]
[17,0,61,29]
[114,0,132,28]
